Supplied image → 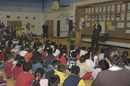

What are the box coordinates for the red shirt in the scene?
[54,55,66,65]
[15,72,35,86]
[11,65,23,81]
[4,61,14,78]
[41,51,46,59]
[0,51,5,61]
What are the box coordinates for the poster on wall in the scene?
[127,22,130,28]
[31,25,35,28]
[127,13,130,20]
[121,13,125,21]
[26,22,30,29]
[85,22,90,27]
[128,3,130,12]
[117,4,121,13]
[116,13,120,21]
[107,15,110,21]
[121,4,126,13]
[111,14,115,21]
[110,26,115,30]
[107,5,110,14]
[117,22,124,29]
[126,29,130,34]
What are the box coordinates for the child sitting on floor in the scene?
[98,48,106,61]
[12,56,25,81]
[80,46,86,56]
[30,52,44,75]
[44,48,55,68]
[37,43,43,53]
[76,55,93,80]
[91,49,98,69]
[4,53,15,78]
[67,51,77,70]
[45,60,61,79]
[15,62,35,86]
[92,59,109,80]
[69,45,75,57]
[53,44,60,57]
[48,75,60,86]
[54,65,67,86]
[121,51,130,70]
[63,66,86,86]
[53,50,66,65]
[41,48,47,60]
[32,68,48,86]
[85,53,95,71]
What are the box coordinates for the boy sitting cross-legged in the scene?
[15,62,35,86]
[4,53,15,78]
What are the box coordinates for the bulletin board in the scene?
[76,2,130,39]
[7,21,22,28]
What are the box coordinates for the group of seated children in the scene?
[0,35,130,86]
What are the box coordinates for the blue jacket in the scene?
[32,62,45,75]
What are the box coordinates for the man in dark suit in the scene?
[42,22,49,38]
[91,20,102,50]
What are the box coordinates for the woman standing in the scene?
[94,47,130,86]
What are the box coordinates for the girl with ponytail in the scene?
[94,46,130,86]
[32,68,48,86]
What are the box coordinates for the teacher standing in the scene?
[42,22,49,38]
[91,20,102,50]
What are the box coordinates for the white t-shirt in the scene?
[20,51,27,57]
[86,59,95,70]
[80,50,86,56]
[53,49,60,56]
[94,56,98,65]
[90,55,98,66]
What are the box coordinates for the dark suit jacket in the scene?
[42,24,49,31]
[92,24,102,40]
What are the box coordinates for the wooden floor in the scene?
[3,37,130,86]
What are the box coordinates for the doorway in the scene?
[46,20,53,37]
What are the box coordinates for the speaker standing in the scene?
[42,22,49,38]
[91,20,102,50]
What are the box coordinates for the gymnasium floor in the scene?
[3,37,130,86]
